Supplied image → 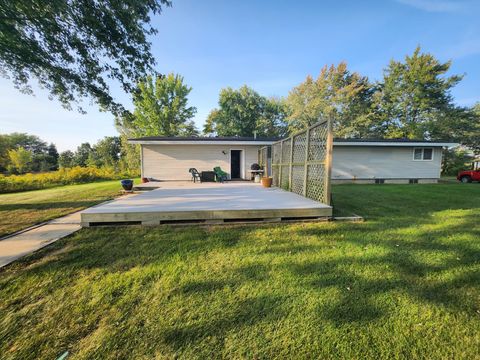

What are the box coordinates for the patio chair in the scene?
[189,168,202,183]
[213,166,228,183]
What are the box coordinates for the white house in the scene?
[129,136,456,184]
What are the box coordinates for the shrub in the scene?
[442,148,474,176]
[0,166,139,194]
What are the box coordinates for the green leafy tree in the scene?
[73,143,92,167]
[118,135,141,174]
[7,147,33,174]
[204,86,287,137]
[58,150,75,168]
[91,136,121,167]
[0,0,171,115]
[372,46,465,139]
[285,62,374,137]
[47,143,59,170]
[442,148,474,176]
[116,74,198,137]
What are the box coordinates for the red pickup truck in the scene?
[457,170,480,183]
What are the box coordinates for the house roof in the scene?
[128,136,457,147]
[332,139,457,147]
[128,136,279,146]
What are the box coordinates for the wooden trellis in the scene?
[271,118,333,205]
[258,146,269,176]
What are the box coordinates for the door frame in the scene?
[229,149,245,179]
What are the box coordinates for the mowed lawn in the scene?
[0,183,479,359]
[0,180,128,238]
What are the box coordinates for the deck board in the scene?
[81,182,332,225]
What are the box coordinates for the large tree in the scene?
[0,132,58,172]
[116,73,198,137]
[285,62,374,137]
[88,136,121,167]
[372,46,465,140]
[204,86,287,137]
[7,147,33,174]
[0,0,171,115]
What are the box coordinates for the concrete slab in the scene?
[0,212,81,268]
[81,182,332,225]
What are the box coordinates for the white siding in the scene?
[332,146,443,180]
[142,144,261,180]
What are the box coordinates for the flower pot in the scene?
[120,179,134,191]
[261,177,272,188]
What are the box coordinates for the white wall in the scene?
[142,144,261,180]
[332,146,443,180]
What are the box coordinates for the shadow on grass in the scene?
[0,183,479,355]
[162,295,285,351]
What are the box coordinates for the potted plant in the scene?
[120,179,134,191]
[261,176,272,188]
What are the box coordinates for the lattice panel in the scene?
[280,165,290,190]
[270,118,331,206]
[291,165,305,195]
[272,166,280,187]
[308,122,328,161]
[272,143,281,164]
[292,132,307,163]
[281,140,291,163]
[306,163,326,202]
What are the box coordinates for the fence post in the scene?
[278,141,283,187]
[324,117,333,205]
[303,127,310,196]
[288,136,294,191]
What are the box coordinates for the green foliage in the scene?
[117,73,198,137]
[91,136,121,167]
[118,135,141,173]
[58,150,75,168]
[372,46,465,139]
[286,62,374,137]
[282,48,480,148]
[0,0,171,115]
[73,143,93,167]
[442,148,474,175]
[204,86,288,137]
[47,143,59,170]
[0,166,137,194]
[0,133,58,172]
[7,147,33,174]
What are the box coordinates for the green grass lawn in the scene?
[0,180,129,238]
[0,183,479,359]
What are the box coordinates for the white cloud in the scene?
[395,0,464,12]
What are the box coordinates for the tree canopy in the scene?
[116,73,198,137]
[372,46,464,139]
[286,62,374,137]
[0,0,171,115]
[0,133,58,172]
[282,48,479,152]
[204,85,287,138]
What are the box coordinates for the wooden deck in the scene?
[80,182,332,226]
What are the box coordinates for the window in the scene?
[413,148,434,161]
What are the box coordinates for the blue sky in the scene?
[1,0,479,151]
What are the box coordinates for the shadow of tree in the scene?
[162,295,285,352]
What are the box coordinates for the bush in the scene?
[442,148,474,176]
[0,166,139,194]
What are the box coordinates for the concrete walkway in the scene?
[0,212,81,268]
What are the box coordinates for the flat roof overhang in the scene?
[128,140,275,146]
[129,139,457,147]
